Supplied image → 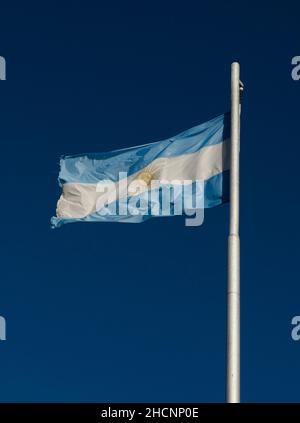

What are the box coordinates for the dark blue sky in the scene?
[0,1,299,402]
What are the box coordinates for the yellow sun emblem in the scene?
[128,169,154,196]
[136,170,153,186]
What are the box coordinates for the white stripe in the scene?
[56,140,229,219]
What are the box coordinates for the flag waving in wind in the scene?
[51,113,230,228]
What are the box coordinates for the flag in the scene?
[51,113,230,228]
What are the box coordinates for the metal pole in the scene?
[226,62,241,403]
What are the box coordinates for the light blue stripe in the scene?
[51,170,229,228]
[59,113,230,185]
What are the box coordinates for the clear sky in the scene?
[0,1,299,402]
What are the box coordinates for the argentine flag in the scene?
[51,113,230,228]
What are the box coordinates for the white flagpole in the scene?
[227,62,242,403]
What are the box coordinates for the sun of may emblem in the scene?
[128,168,154,196]
[136,169,153,185]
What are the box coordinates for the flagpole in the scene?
[226,62,242,403]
